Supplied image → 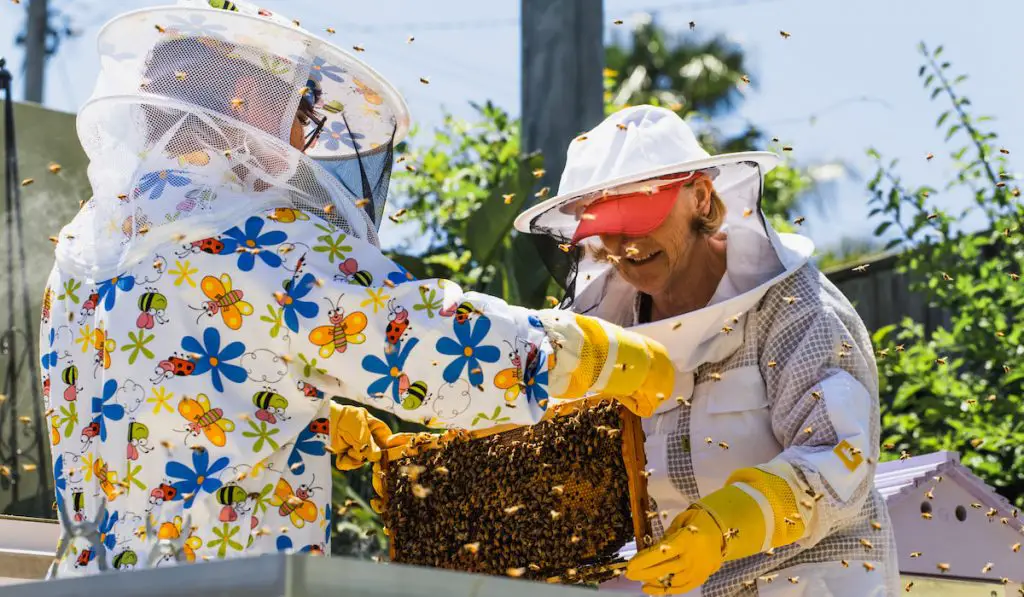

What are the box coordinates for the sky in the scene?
[1,0,1020,255]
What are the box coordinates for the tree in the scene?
[869,44,1024,506]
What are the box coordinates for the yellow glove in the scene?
[538,310,674,417]
[626,507,726,595]
[329,404,395,470]
[627,468,806,595]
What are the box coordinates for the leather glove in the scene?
[329,404,395,470]
[628,467,806,594]
[538,310,674,417]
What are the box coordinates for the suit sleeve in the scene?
[283,223,555,429]
[736,269,880,548]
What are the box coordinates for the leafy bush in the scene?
[868,43,1024,506]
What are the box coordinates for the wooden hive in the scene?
[377,399,651,585]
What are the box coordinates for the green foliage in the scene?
[388,101,552,308]
[868,43,1024,506]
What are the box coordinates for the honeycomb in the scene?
[379,400,650,584]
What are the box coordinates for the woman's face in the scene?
[598,178,713,296]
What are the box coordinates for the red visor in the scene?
[571,172,703,244]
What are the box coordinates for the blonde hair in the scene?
[694,187,726,236]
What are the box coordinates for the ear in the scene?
[693,177,713,216]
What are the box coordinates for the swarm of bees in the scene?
[380,401,647,584]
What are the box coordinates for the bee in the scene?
[127,421,153,461]
[208,0,238,10]
[61,365,81,401]
[71,491,86,522]
[335,257,373,287]
[440,301,475,324]
[402,381,429,410]
[216,484,253,522]
[253,390,290,424]
[779,30,791,38]
[137,288,169,329]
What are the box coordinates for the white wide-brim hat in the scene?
[514,105,779,239]
[92,0,410,159]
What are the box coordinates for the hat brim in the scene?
[97,6,410,160]
[514,151,779,236]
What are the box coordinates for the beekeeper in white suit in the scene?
[39,0,674,575]
[514,106,899,596]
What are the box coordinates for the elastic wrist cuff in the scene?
[697,484,767,561]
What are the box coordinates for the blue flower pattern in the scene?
[180,327,247,392]
[436,316,501,386]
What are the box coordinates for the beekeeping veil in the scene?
[56,0,410,280]
[514,106,814,382]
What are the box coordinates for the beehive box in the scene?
[377,399,651,585]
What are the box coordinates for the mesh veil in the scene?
[525,162,780,320]
[56,5,404,280]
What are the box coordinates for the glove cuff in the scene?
[726,467,807,548]
[563,314,611,397]
[695,484,767,561]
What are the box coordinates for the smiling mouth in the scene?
[625,250,661,265]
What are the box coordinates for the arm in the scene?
[729,274,879,549]
[288,218,672,429]
[627,271,879,591]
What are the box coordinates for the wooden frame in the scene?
[378,399,653,572]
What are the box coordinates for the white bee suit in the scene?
[515,106,900,597]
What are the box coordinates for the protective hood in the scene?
[515,106,814,379]
[57,0,409,281]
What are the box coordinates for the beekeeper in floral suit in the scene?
[40,0,673,575]
[513,106,899,596]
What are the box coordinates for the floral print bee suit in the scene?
[45,197,572,575]
[42,0,678,577]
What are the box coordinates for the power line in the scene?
[332,0,781,34]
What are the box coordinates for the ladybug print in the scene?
[385,299,410,345]
[151,353,196,383]
[176,237,225,258]
[307,417,329,436]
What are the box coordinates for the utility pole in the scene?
[520,0,604,200]
[22,0,49,103]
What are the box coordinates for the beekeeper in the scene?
[512,106,899,596]
[40,0,672,575]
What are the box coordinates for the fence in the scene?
[824,253,953,337]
